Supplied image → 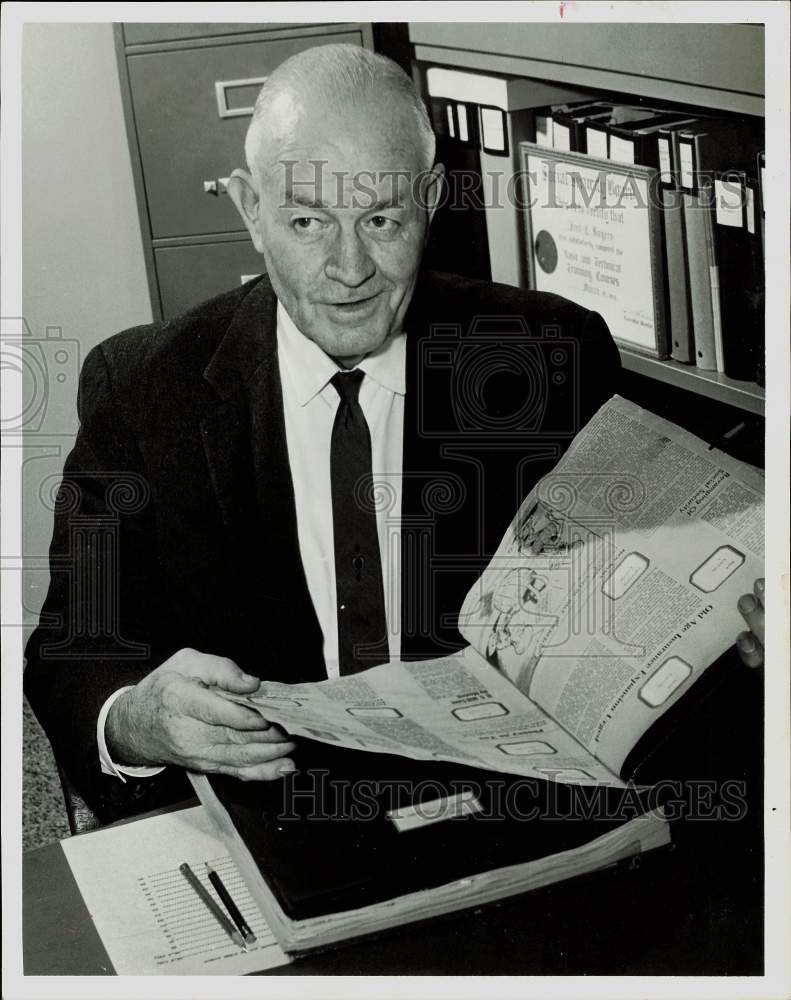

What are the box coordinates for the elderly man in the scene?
[24,45,764,821]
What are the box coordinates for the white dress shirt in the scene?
[98,301,406,779]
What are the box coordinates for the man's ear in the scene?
[422,163,446,228]
[227,169,265,253]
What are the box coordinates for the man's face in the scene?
[235,101,440,366]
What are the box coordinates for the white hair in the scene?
[244,43,436,177]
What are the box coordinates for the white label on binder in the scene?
[387,791,483,832]
[553,123,571,150]
[480,107,506,152]
[425,67,508,109]
[658,138,671,183]
[456,103,469,142]
[760,166,766,213]
[746,187,755,234]
[679,142,694,189]
[586,128,608,159]
[609,135,635,165]
[446,104,456,139]
[715,177,744,228]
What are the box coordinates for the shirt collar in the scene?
[276,301,406,406]
[358,330,406,396]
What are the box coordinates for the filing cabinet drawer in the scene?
[155,241,265,318]
[123,23,306,45]
[128,30,364,239]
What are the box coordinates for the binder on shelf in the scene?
[420,67,591,286]
[656,120,709,364]
[685,174,720,371]
[534,98,598,148]
[713,171,765,382]
[677,119,763,372]
[423,82,491,283]
[584,105,662,161]
[535,107,553,147]
[607,112,699,168]
[599,113,699,363]
[551,102,613,153]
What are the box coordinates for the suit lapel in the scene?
[201,279,275,552]
[200,279,325,680]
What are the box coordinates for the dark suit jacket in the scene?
[24,270,620,821]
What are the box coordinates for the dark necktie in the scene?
[330,370,389,674]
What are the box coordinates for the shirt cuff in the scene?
[97,686,166,782]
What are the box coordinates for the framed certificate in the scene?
[519,143,668,358]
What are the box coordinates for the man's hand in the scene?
[105,648,296,780]
[736,578,765,669]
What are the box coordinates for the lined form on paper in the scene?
[61,805,290,975]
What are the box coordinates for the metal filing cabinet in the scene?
[115,22,374,319]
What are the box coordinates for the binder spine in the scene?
[680,139,718,371]
[683,188,718,371]
[663,186,694,364]
[480,106,530,287]
[659,130,696,364]
[586,125,608,159]
[704,192,725,373]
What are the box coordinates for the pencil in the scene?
[179,862,245,950]
[206,862,257,943]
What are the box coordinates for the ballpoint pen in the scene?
[206,862,257,944]
[179,862,246,950]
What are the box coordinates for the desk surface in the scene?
[23,799,763,976]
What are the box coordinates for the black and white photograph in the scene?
[2,2,789,996]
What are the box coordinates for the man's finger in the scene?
[216,723,292,746]
[179,652,260,694]
[208,740,296,768]
[738,592,765,647]
[220,759,298,782]
[754,577,765,610]
[183,684,271,730]
[736,631,764,669]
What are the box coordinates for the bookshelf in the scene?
[408,23,764,116]
[620,349,765,416]
[408,23,766,418]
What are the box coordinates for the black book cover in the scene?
[206,743,655,923]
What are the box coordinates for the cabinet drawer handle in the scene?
[203,177,230,196]
[215,77,268,119]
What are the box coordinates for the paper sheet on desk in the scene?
[60,805,290,975]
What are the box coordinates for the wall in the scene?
[21,22,153,627]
